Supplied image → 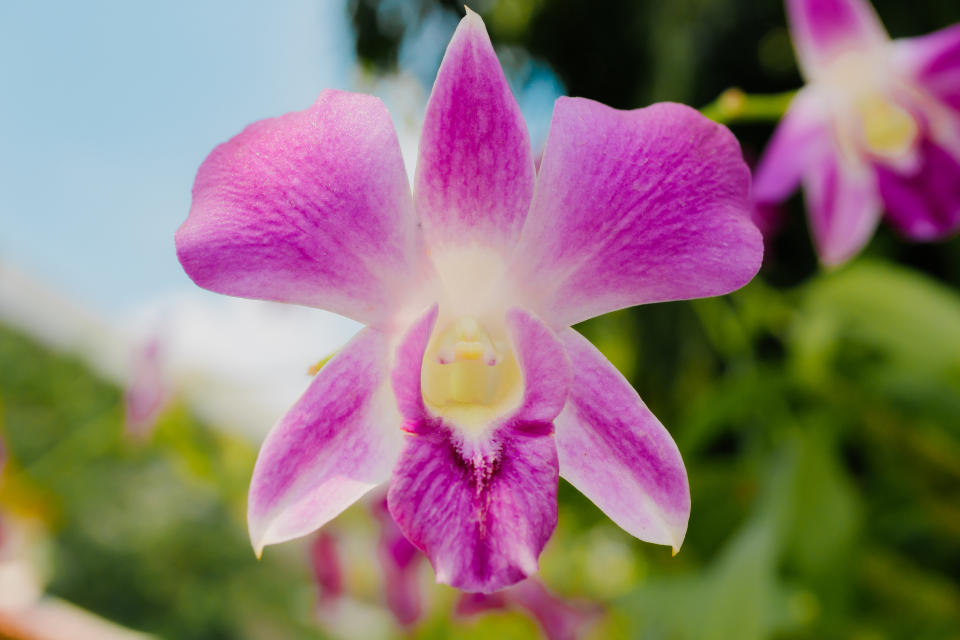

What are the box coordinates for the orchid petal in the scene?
[414,9,535,251]
[124,338,168,440]
[895,24,960,113]
[504,308,573,427]
[371,495,424,626]
[876,138,960,240]
[391,305,438,424]
[804,150,881,265]
[388,425,558,593]
[388,308,568,592]
[554,329,689,552]
[176,90,425,325]
[753,89,829,205]
[786,0,888,79]
[310,532,344,606]
[247,328,403,555]
[514,98,762,328]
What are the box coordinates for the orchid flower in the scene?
[754,0,960,265]
[175,10,762,592]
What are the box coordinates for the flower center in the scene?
[421,316,522,427]
[857,94,918,159]
[817,52,919,162]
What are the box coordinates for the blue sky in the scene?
[0,0,353,313]
[0,1,561,316]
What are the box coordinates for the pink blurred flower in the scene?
[754,0,960,265]
[123,338,168,440]
[309,531,343,610]
[456,579,601,640]
[370,496,422,626]
[310,494,598,636]
[176,10,762,591]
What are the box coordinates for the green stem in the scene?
[701,88,797,125]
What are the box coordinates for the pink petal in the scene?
[387,308,569,592]
[371,494,423,626]
[895,24,960,113]
[786,0,888,79]
[456,579,600,640]
[753,89,829,206]
[310,531,344,607]
[413,9,535,251]
[804,149,881,265]
[513,98,762,328]
[455,591,508,615]
[124,338,168,440]
[554,329,689,552]
[503,308,573,427]
[505,580,599,640]
[876,138,960,240]
[176,90,426,325]
[247,327,402,555]
[390,305,439,425]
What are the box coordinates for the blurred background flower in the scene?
[1,0,959,638]
[753,0,960,265]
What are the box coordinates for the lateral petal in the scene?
[504,308,572,427]
[247,327,403,555]
[514,98,762,328]
[554,329,690,552]
[177,89,426,325]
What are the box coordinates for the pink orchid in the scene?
[754,0,960,265]
[175,10,762,592]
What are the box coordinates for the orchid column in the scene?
[175,9,763,592]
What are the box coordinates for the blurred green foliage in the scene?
[0,327,324,640]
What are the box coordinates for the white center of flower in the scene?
[414,245,528,432]
[421,315,523,430]
[817,51,920,162]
